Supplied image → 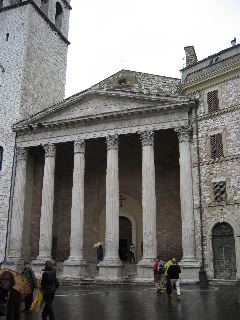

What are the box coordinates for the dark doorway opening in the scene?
[119,216,132,261]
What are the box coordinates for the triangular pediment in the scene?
[90,70,181,96]
[13,70,186,131]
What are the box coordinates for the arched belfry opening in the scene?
[55,2,63,30]
[41,0,49,15]
[212,222,237,279]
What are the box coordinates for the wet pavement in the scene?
[31,284,240,320]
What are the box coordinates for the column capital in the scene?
[139,130,154,146]
[74,139,85,154]
[175,126,192,142]
[16,147,28,161]
[106,134,118,150]
[43,144,56,157]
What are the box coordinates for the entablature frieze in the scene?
[16,119,190,148]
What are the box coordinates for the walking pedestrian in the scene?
[129,242,136,263]
[153,257,165,294]
[41,261,59,320]
[22,261,37,316]
[0,270,21,320]
[167,258,181,301]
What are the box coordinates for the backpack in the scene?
[157,261,165,274]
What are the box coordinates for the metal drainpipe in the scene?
[1,132,18,265]
[195,99,208,287]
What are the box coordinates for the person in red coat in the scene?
[0,270,21,320]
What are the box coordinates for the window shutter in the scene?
[207,90,219,113]
[210,133,223,159]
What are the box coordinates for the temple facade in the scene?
[1,1,240,282]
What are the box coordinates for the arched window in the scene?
[55,2,63,30]
[41,0,49,15]
[0,147,3,172]
[0,1,3,9]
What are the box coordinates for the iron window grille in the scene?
[207,90,219,113]
[213,181,226,202]
[210,133,224,159]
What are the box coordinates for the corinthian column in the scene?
[36,144,56,262]
[6,147,28,267]
[138,131,157,275]
[176,127,196,261]
[64,139,88,278]
[98,134,122,280]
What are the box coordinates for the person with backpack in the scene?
[153,257,165,294]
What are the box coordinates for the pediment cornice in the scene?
[13,89,194,133]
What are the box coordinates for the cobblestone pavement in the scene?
[30,284,240,320]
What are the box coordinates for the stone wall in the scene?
[0,3,69,261]
[191,75,240,277]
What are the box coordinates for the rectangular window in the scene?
[207,90,219,113]
[213,181,226,202]
[210,133,223,159]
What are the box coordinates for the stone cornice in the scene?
[13,89,194,133]
[0,0,70,45]
[196,102,240,121]
[182,60,240,92]
[192,153,240,167]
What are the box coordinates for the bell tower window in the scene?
[55,2,63,30]
[41,0,49,15]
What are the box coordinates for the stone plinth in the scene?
[63,258,88,278]
[136,259,154,281]
[179,259,200,283]
[97,259,123,281]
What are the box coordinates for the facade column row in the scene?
[5,128,198,281]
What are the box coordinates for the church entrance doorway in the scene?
[212,222,236,280]
[119,216,132,261]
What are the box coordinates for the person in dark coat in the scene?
[41,261,59,320]
[22,261,37,313]
[0,270,21,320]
[167,258,181,301]
[96,245,103,270]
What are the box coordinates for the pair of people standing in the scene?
[22,260,59,320]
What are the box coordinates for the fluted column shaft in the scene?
[8,147,28,260]
[104,135,120,261]
[69,139,85,261]
[176,127,196,261]
[37,144,56,260]
[140,131,157,262]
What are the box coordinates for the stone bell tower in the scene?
[0,0,71,261]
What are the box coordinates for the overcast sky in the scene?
[65,0,240,97]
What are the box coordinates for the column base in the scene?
[63,258,88,278]
[97,258,123,281]
[179,258,200,283]
[136,258,154,281]
[2,257,24,272]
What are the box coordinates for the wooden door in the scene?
[212,223,236,280]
